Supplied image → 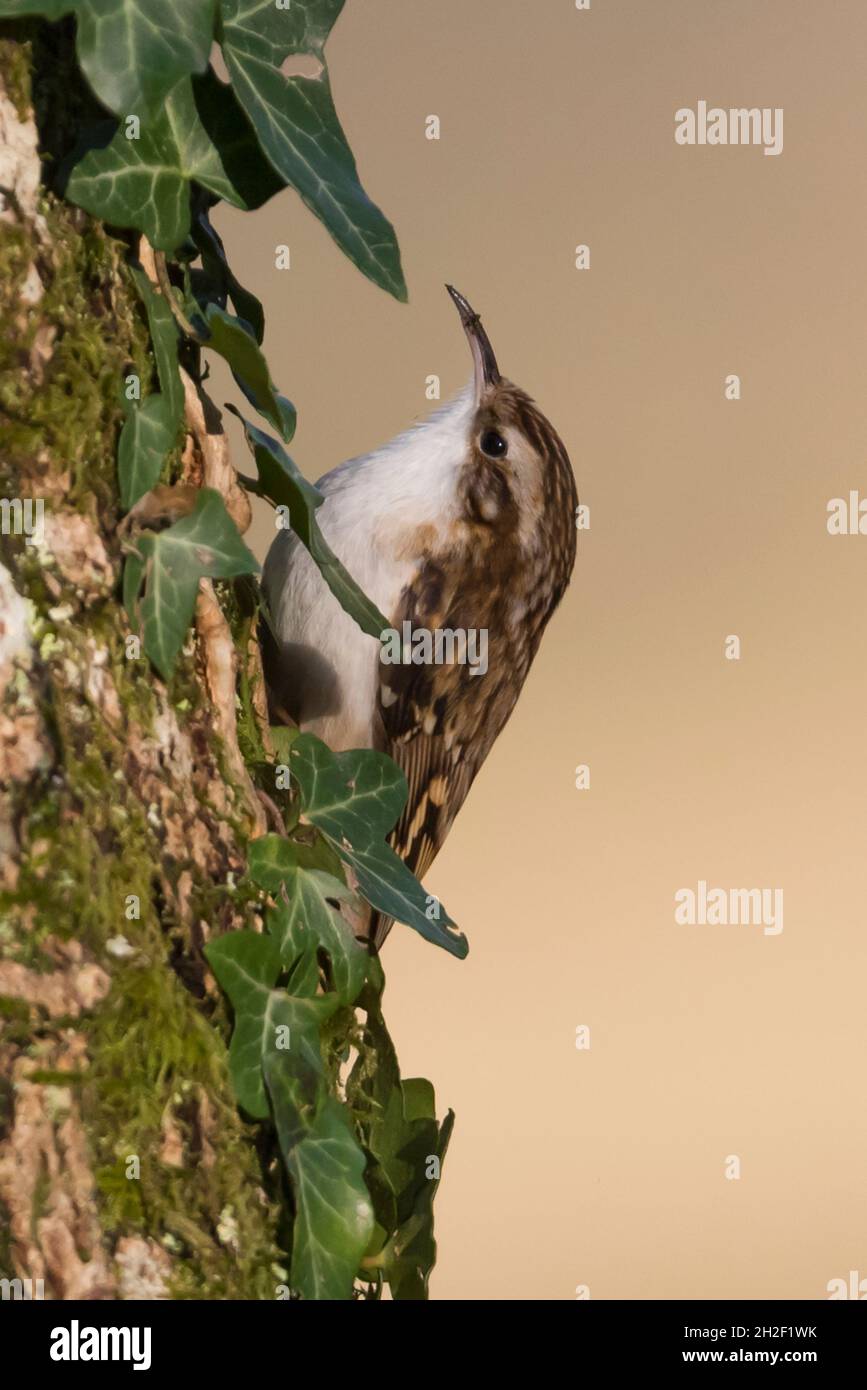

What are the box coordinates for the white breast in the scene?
[262,385,474,750]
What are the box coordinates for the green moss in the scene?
[89,958,281,1298]
[0,31,34,118]
[215,577,270,768]
[0,37,158,522]
[0,208,150,518]
[28,1069,88,1087]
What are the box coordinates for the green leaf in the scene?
[247,832,342,894]
[1,1,72,18]
[288,737,406,844]
[7,1,215,116]
[205,930,333,1119]
[66,73,284,251]
[347,980,452,1298]
[185,68,287,209]
[346,839,467,959]
[116,271,185,511]
[202,306,295,441]
[219,0,346,61]
[136,487,258,678]
[269,724,301,763]
[219,0,406,300]
[290,734,468,959]
[130,267,184,422]
[248,836,366,1004]
[346,979,404,1233]
[269,873,365,1005]
[265,1055,373,1301]
[402,1077,436,1123]
[384,1109,453,1299]
[117,394,178,510]
[248,835,364,1002]
[232,413,388,639]
[66,116,191,252]
[122,548,145,631]
[191,210,265,344]
[77,1,214,115]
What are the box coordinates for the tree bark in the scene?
[0,26,285,1300]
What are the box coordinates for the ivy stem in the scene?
[153,250,204,342]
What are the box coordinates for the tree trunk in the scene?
[0,26,285,1300]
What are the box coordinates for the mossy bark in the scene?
[0,26,286,1300]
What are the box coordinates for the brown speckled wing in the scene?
[371,560,491,947]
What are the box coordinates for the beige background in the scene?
[211,0,867,1299]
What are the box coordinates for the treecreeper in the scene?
[262,286,578,948]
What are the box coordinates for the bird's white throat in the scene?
[314,382,476,543]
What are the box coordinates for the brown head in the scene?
[445,284,578,595]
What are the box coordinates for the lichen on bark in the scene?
[0,28,286,1300]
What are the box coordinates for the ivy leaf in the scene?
[118,270,186,519]
[290,734,468,959]
[269,724,301,764]
[122,548,145,631]
[205,930,334,1120]
[130,267,184,423]
[185,68,287,210]
[4,0,214,116]
[208,924,373,1298]
[269,874,365,1005]
[66,73,284,251]
[191,210,264,344]
[248,836,366,1004]
[117,394,178,510]
[202,306,295,442]
[232,413,388,639]
[1,1,72,19]
[77,0,214,115]
[264,1055,373,1301]
[219,0,346,60]
[136,487,258,678]
[383,1108,453,1299]
[247,832,343,895]
[346,840,467,959]
[345,980,405,1240]
[347,980,452,1297]
[288,738,406,843]
[8,1,215,116]
[219,0,407,301]
[248,835,364,1002]
[66,115,193,253]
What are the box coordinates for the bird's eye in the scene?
[479,429,508,459]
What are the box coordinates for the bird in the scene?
[262,285,578,949]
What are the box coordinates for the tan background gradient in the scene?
[211,0,867,1299]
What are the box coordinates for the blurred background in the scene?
[210,0,867,1299]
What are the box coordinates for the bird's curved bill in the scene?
[445,283,501,396]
